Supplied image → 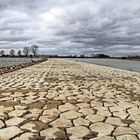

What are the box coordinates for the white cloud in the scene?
[0,0,140,56]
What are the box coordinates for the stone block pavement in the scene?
[0,59,140,140]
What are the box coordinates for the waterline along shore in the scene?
[0,59,140,140]
[0,59,46,75]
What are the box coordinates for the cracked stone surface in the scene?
[60,110,82,119]
[50,118,73,128]
[9,110,27,117]
[86,114,105,123]
[113,126,137,136]
[6,117,25,126]
[40,127,67,140]
[130,121,140,133]
[105,117,127,126]
[0,126,23,139]
[90,122,114,136]
[66,126,91,139]
[90,136,115,140]
[0,120,4,128]
[20,122,37,132]
[13,132,39,140]
[0,59,140,139]
[116,134,138,140]
[59,103,79,112]
[73,117,90,126]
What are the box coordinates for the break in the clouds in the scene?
[0,0,140,56]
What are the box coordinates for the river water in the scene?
[69,58,140,73]
[0,58,33,68]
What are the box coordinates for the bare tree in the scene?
[0,50,5,57]
[17,50,22,56]
[31,45,39,57]
[23,47,30,57]
[9,49,15,57]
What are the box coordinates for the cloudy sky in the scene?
[0,0,140,56]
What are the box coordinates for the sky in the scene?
[0,0,140,56]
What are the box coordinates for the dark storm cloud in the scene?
[0,0,140,56]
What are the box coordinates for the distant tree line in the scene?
[0,45,39,57]
[42,53,111,58]
[121,55,140,59]
[70,53,110,58]
[90,54,110,58]
[64,53,110,58]
[39,54,140,59]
